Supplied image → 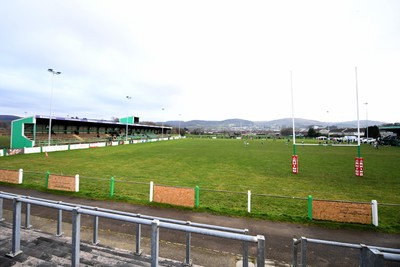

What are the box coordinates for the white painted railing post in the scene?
[149,181,154,202]
[18,169,23,184]
[247,190,251,213]
[75,174,80,192]
[371,200,378,226]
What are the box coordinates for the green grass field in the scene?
[1,138,399,232]
[0,136,10,148]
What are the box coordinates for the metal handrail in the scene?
[0,191,247,233]
[0,192,265,267]
[292,236,400,267]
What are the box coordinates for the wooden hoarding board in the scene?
[48,174,78,192]
[154,185,195,208]
[313,200,371,224]
[0,170,20,184]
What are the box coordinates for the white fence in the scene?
[1,136,186,157]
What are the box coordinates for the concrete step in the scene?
[0,222,196,266]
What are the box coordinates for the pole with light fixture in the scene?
[126,96,132,142]
[161,108,165,140]
[47,68,61,147]
[364,102,368,140]
[178,114,181,137]
[326,110,330,141]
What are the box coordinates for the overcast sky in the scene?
[1,0,399,123]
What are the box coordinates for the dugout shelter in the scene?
[11,115,172,149]
[379,125,400,136]
[378,125,400,146]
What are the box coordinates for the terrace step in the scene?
[0,223,198,267]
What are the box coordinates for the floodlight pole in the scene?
[161,108,165,140]
[326,111,330,140]
[126,96,132,142]
[47,69,61,147]
[364,102,368,140]
[178,114,181,137]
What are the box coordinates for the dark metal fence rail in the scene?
[292,236,400,267]
[0,192,265,267]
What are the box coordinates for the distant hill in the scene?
[334,120,387,128]
[0,115,20,121]
[166,119,254,129]
[0,115,19,136]
[0,114,387,131]
[257,118,322,128]
[165,118,387,130]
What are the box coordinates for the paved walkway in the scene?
[1,186,399,266]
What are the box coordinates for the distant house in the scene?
[343,136,357,142]
[342,128,363,137]
[319,129,329,136]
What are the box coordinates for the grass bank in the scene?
[0,136,10,148]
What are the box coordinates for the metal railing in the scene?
[292,236,400,267]
[0,192,265,267]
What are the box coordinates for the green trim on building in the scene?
[10,115,171,149]
[120,116,138,124]
[379,125,400,130]
[11,116,35,149]
[379,125,400,136]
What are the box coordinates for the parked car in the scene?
[362,138,376,144]
[380,135,400,146]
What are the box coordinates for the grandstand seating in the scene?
[11,115,173,149]
[146,133,159,139]
[22,127,164,147]
[33,133,113,146]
